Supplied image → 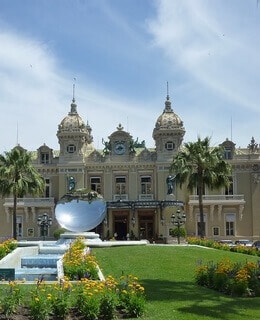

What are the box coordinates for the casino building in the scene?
[0,92,259,242]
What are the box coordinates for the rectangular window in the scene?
[90,177,101,194]
[226,214,235,236]
[213,227,219,236]
[141,176,151,194]
[115,176,126,194]
[41,153,49,164]
[16,216,22,237]
[224,148,232,160]
[225,177,233,195]
[226,222,234,235]
[45,179,50,197]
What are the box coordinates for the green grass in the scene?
[93,245,260,320]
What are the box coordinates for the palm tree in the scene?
[170,136,232,238]
[0,147,45,239]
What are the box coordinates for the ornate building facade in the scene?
[0,93,259,242]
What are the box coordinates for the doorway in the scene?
[139,213,154,242]
[114,213,128,240]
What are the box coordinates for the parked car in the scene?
[252,240,260,250]
[234,239,252,247]
[218,240,234,246]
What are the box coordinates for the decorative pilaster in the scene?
[210,205,215,221]
[189,205,194,221]
[218,205,222,221]
[24,207,29,222]
[5,207,10,223]
[31,207,36,221]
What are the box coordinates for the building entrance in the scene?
[114,212,128,240]
[139,213,154,242]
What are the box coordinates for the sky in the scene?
[0,0,259,154]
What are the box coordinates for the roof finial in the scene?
[70,77,77,114]
[72,77,76,102]
[164,81,172,112]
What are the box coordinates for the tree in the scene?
[170,136,232,238]
[171,227,187,239]
[0,147,45,239]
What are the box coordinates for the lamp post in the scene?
[37,213,52,240]
[171,209,186,244]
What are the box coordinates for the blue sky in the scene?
[0,0,259,153]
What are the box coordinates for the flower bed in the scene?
[195,258,260,297]
[187,237,260,257]
[62,237,99,280]
[0,239,17,260]
[0,237,146,319]
[0,274,145,319]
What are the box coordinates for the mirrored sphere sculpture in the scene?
[55,190,107,232]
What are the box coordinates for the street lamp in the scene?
[37,213,52,240]
[171,209,186,244]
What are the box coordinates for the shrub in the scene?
[99,293,118,320]
[0,281,22,317]
[118,274,146,317]
[50,279,72,319]
[195,259,260,297]
[29,283,52,320]
[0,239,146,319]
[170,227,187,238]
[78,294,100,320]
[187,237,260,257]
[53,228,67,240]
[62,238,99,280]
[0,238,17,260]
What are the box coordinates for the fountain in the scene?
[0,190,147,282]
[0,190,106,281]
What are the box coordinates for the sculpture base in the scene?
[60,232,101,241]
[166,194,175,200]
[60,232,148,248]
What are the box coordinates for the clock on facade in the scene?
[114,142,126,155]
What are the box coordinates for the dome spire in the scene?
[164,81,172,112]
[70,78,77,115]
[72,77,76,102]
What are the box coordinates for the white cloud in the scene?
[0,30,69,153]
[0,0,259,155]
[147,0,260,146]
[148,0,260,108]
[0,29,158,154]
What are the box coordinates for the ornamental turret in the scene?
[153,90,185,161]
[57,86,93,163]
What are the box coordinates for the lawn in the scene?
[93,245,260,320]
